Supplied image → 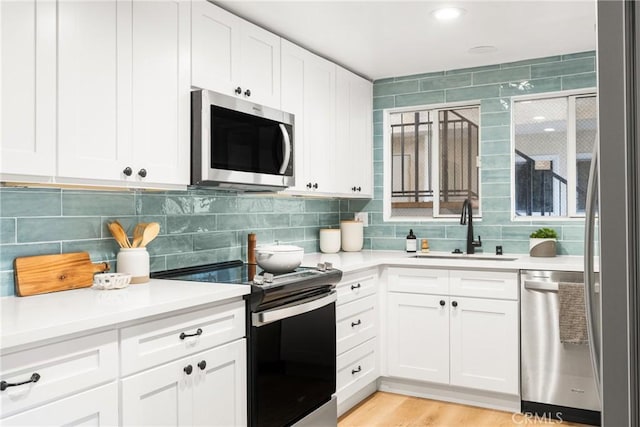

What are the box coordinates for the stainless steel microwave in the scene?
[191,89,294,191]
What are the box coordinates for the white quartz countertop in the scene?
[0,279,249,353]
[302,250,591,274]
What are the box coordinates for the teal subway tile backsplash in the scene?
[531,57,595,78]
[0,51,598,296]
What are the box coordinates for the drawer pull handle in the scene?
[184,365,193,375]
[350,283,361,290]
[0,373,41,391]
[179,328,203,340]
[198,360,207,370]
[351,319,362,327]
[351,366,362,375]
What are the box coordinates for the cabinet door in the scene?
[1,383,118,427]
[192,340,247,427]
[387,293,449,384]
[56,0,131,182]
[239,21,281,109]
[121,355,193,426]
[191,0,240,95]
[335,67,373,197]
[303,53,335,193]
[1,0,56,178]
[131,0,190,186]
[280,40,307,193]
[449,297,519,395]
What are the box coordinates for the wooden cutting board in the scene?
[14,252,110,297]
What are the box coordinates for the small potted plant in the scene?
[529,228,558,257]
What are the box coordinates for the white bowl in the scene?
[93,273,132,290]
[255,244,304,273]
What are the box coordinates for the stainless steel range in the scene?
[151,260,343,427]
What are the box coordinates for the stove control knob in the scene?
[316,263,326,271]
[324,262,333,270]
[263,273,274,283]
[253,276,264,285]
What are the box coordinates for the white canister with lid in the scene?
[340,220,364,252]
[319,229,341,253]
[117,248,150,284]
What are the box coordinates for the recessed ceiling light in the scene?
[544,128,555,132]
[533,116,546,120]
[431,7,466,21]
[468,46,497,54]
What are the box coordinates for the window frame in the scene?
[510,88,597,221]
[383,100,482,223]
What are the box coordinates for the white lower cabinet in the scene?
[449,296,519,394]
[335,269,379,414]
[385,267,519,396]
[1,383,118,427]
[121,339,247,427]
[387,293,449,384]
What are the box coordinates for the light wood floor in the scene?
[338,392,587,427]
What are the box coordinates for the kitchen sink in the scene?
[414,253,518,261]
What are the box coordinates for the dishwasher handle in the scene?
[524,279,599,293]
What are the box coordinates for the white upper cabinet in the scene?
[53,0,190,188]
[336,66,373,197]
[56,0,129,182]
[130,0,190,186]
[1,0,56,178]
[191,0,281,109]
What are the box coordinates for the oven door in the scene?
[249,291,336,427]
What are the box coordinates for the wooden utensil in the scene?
[139,222,160,247]
[131,222,148,248]
[108,221,130,248]
[14,252,110,297]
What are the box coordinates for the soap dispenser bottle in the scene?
[406,229,417,252]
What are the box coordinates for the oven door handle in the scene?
[278,124,291,175]
[252,291,336,327]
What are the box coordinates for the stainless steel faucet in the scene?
[460,198,482,254]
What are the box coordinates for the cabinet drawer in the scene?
[1,382,118,426]
[336,271,377,306]
[336,295,376,355]
[387,267,449,295]
[449,270,518,300]
[337,338,377,403]
[120,300,245,376]
[0,330,118,418]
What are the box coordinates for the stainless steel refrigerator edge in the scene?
[594,1,639,425]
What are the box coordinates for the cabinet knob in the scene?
[351,319,362,327]
[439,300,445,306]
[351,186,357,192]
[350,283,361,290]
[306,182,312,189]
[123,167,133,177]
[138,168,147,178]
[452,301,458,307]
[234,86,242,95]
[357,186,362,192]
[313,183,318,189]
[244,89,251,97]
[0,373,41,392]
[179,328,203,340]
[197,360,207,370]
[184,365,193,375]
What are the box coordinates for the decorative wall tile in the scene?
[395,91,445,107]
[531,57,595,78]
[562,72,597,90]
[420,74,471,91]
[0,242,61,270]
[166,215,216,234]
[499,77,562,96]
[63,192,135,216]
[446,64,500,75]
[501,55,561,69]
[291,213,319,227]
[1,219,15,244]
[446,84,500,102]
[473,66,530,85]
[18,217,101,243]
[481,98,511,112]
[0,189,61,217]
[562,51,595,61]
[193,231,239,251]
[373,80,419,97]
[481,112,511,127]
[395,71,443,81]
[373,96,395,110]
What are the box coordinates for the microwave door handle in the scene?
[278,124,291,174]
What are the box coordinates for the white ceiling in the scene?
[215,0,597,81]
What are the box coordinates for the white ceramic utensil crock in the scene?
[116,247,150,284]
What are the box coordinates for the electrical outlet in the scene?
[355,212,368,227]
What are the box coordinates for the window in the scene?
[512,92,597,218]
[384,104,480,220]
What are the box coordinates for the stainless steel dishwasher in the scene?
[520,270,601,426]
